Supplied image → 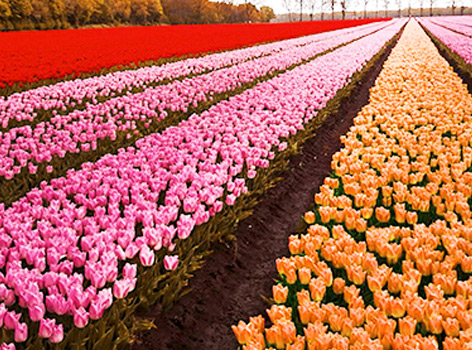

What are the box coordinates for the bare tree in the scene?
[306,0,317,20]
[428,0,435,15]
[408,0,411,16]
[383,0,389,17]
[320,0,328,19]
[282,0,295,21]
[418,0,424,16]
[297,0,304,21]
[363,0,369,18]
[340,0,349,19]
[375,0,379,17]
[395,0,401,16]
[451,0,456,15]
[330,0,336,19]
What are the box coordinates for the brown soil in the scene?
[131,34,398,350]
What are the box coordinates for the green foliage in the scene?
[0,0,274,30]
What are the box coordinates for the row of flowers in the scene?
[428,16,472,38]
[0,20,388,131]
[419,18,472,65]
[0,20,388,91]
[233,19,472,350]
[0,21,395,207]
[0,20,405,349]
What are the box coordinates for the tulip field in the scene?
[0,14,472,350]
[233,18,472,350]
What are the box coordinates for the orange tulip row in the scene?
[233,19,472,350]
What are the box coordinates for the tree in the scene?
[0,0,11,20]
[306,0,317,20]
[428,0,435,15]
[418,0,424,16]
[394,0,401,17]
[8,0,34,19]
[296,0,303,21]
[330,0,336,19]
[362,0,369,18]
[383,0,389,17]
[282,0,295,21]
[110,0,131,22]
[259,5,275,22]
[451,0,456,15]
[340,0,348,19]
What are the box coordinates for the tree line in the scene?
[282,0,469,21]
[0,0,276,30]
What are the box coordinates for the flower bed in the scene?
[0,19,389,90]
[420,18,472,65]
[0,21,393,207]
[0,21,388,131]
[0,20,404,350]
[233,19,472,350]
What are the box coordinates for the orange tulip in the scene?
[267,305,292,324]
[375,207,391,223]
[443,337,461,350]
[427,314,443,334]
[398,316,417,336]
[387,273,403,294]
[304,211,316,224]
[406,211,418,225]
[390,298,406,318]
[309,278,326,302]
[286,336,306,350]
[442,317,460,337]
[361,207,374,220]
[344,285,360,304]
[332,277,345,295]
[232,321,259,345]
[288,236,304,255]
[273,284,289,304]
[367,274,385,292]
[298,268,312,285]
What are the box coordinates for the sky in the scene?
[231,0,469,14]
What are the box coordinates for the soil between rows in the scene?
[131,32,399,350]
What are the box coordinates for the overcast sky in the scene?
[231,0,469,14]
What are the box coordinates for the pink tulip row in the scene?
[419,18,472,65]
[0,21,387,129]
[0,21,393,181]
[432,15,472,36]
[0,19,404,347]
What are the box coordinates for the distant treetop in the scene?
[0,0,276,31]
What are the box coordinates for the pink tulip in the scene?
[38,318,55,338]
[50,324,64,343]
[164,255,179,271]
[139,245,155,267]
[3,311,20,330]
[14,323,28,343]
[73,307,89,328]
[177,215,195,240]
[123,263,137,280]
[28,303,45,322]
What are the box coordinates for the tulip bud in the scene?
[272,284,288,304]
[163,255,179,271]
[304,211,316,225]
